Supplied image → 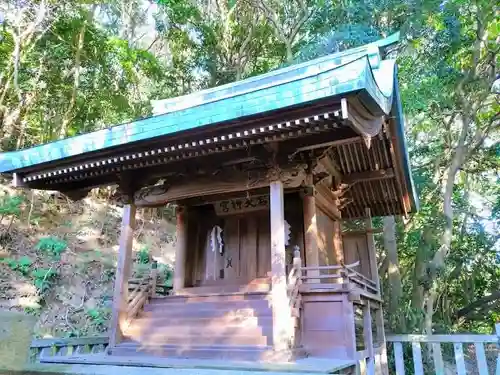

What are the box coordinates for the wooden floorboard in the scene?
[39,353,356,373]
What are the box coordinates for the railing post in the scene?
[150,260,158,298]
[496,323,500,375]
[293,245,302,282]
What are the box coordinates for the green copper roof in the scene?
[0,34,399,173]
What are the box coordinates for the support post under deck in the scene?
[109,204,136,352]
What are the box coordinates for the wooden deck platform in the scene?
[36,353,357,374]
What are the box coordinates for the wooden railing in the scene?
[287,246,302,320]
[126,261,158,322]
[387,324,500,375]
[300,262,379,295]
[30,336,109,363]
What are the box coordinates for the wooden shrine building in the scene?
[0,34,417,371]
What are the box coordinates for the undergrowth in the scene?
[0,184,176,338]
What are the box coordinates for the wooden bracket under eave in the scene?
[12,173,26,188]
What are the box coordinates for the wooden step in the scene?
[111,342,273,361]
[133,314,273,327]
[125,321,272,338]
[122,333,269,346]
[140,306,271,318]
[153,291,269,303]
[177,282,270,295]
[144,299,270,312]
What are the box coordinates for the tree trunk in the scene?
[59,21,87,139]
[424,114,470,334]
[383,216,404,329]
[285,41,293,63]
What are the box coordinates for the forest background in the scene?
[0,0,498,338]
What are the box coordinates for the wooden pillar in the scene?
[174,205,187,293]
[302,185,320,281]
[270,180,291,351]
[108,204,136,351]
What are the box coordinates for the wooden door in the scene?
[201,212,271,285]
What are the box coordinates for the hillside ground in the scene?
[0,182,177,338]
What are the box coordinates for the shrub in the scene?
[2,256,32,275]
[35,237,67,259]
[136,246,149,264]
[31,268,58,294]
[86,307,111,329]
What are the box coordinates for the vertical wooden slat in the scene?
[474,343,488,375]
[269,180,291,351]
[454,343,467,375]
[108,204,136,351]
[393,342,405,375]
[412,342,424,375]
[432,343,444,375]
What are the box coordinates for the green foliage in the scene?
[0,195,24,217]
[31,268,58,294]
[0,0,497,338]
[136,246,150,264]
[3,256,33,275]
[35,237,67,259]
[158,263,173,289]
[23,306,41,316]
[86,307,111,329]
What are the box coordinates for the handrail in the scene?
[125,261,158,322]
[300,261,379,295]
[387,326,500,375]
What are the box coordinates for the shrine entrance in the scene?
[183,193,303,290]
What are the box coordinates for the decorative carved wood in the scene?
[134,164,307,207]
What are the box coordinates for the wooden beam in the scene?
[133,165,307,207]
[294,136,362,154]
[269,180,292,351]
[344,168,394,184]
[314,183,342,220]
[318,155,344,185]
[12,173,26,187]
[173,206,187,292]
[342,228,383,237]
[108,204,136,352]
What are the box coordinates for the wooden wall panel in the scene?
[316,207,335,266]
[257,214,271,277]
[301,293,357,359]
[223,218,240,281]
[343,234,371,278]
[240,217,258,281]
